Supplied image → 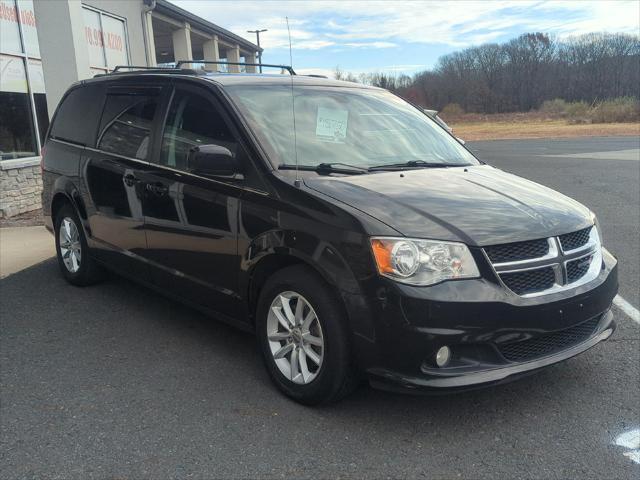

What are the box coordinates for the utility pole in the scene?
[247,29,267,72]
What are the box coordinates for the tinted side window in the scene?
[160,88,236,171]
[98,93,159,160]
[49,84,105,146]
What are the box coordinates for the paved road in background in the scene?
[1,136,639,479]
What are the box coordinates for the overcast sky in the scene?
[170,0,640,77]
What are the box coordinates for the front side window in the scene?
[226,84,478,169]
[98,94,158,159]
[160,88,236,171]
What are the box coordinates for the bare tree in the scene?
[336,32,639,113]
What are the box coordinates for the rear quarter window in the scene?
[49,83,105,147]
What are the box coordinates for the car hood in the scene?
[303,165,592,246]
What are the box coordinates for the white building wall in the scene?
[34,0,150,117]
[32,0,92,117]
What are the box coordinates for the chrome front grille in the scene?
[485,238,549,263]
[566,254,594,282]
[559,227,592,252]
[484,226,601,297]
[500,267,556,296]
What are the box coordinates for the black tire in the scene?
[54,203,104,286]
[256,265,358,405]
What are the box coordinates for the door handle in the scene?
[146,182,168,196]
[123,173,139,187]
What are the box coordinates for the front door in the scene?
[138,83,245,321]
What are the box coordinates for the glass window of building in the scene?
[82,6,130,75]
[0,0,47,161]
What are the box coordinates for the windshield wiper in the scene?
[316,162,369,173]
[278,163,368,175]
[368,160,469,171]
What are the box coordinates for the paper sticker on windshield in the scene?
[316,107,348,143]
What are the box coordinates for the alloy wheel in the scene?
[266,291,325,385]
[58,217,82,273]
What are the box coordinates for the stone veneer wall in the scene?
[0,162,43,219]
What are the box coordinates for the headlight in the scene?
[370,237,480,286]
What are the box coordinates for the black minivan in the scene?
[42,67,618,404]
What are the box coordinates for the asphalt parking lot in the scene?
[1,136,639,479]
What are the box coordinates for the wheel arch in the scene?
[241,231,360,332]
[51,191,72,221]
[246,253,329,322]
[50,178,90,234]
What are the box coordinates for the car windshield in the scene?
[225,84,478,170]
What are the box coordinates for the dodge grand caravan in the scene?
[41,66,618,405]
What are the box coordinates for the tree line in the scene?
[335,32,640,113]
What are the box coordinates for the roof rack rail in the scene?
[97,65,198,77]
[175,60,296,75]
[112,65,177,72]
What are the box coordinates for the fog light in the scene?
[435,346,451,367]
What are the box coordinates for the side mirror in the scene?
[188,144,242,178]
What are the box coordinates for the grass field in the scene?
[443,112,640,141]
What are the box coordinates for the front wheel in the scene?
[256,265,358,405]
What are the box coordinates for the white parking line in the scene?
[614,429,640,464]
[613,295,640,325]
[540,148,640,161]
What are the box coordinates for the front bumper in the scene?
[350,248,619,393]
[368,310,614,393]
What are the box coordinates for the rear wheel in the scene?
[256,265,357,405]
[54,204,104,286]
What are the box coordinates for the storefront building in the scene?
[0,0,260,218]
